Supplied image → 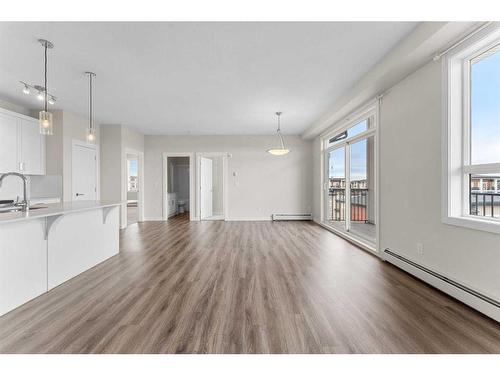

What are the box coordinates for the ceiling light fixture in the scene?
[21,83,30,95]
[38,39,54,135]
[19,81,56,103]
[267,112,290,156]
[85,71,97,144]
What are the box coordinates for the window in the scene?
[127,159,138,192]
[328,119,369,146]
[443,25,500,233]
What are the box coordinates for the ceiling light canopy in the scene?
[267,112,290,156]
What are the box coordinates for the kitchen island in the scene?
[0,201,122,316]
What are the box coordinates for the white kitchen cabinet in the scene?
[0,219,47,316]
[0,108,45,175]
[20,118,45,175]
[0,112,20,173]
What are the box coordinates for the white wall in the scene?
[312,59,500,302]
[379,60,500,301]
[144,135,312,220]
[100,124,145,227]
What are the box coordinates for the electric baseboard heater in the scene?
[384,248,500,309]
[271,213,312,221]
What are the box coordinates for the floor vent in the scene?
[272,213,312,221]
[384,248,500,309]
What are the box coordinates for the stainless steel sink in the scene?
[0,205,48,213]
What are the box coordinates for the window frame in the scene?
[442,23,500,234]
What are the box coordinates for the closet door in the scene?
[0,112,20,173]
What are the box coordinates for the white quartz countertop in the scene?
[0,200,123,224]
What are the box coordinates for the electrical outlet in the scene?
[416,243,424,256]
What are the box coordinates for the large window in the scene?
[444,25,500,233]
[322,105,377,248]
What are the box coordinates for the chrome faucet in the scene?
[0,172,29,211]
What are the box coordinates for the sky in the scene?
[471,48,500,165]
[128,159,138,177]
[329,120,369,181]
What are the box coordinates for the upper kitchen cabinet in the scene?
[0,111,20,173]
[0,108,45,175]
[20,118,45,175]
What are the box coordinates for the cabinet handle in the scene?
[19,162,24,171]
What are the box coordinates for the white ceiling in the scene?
[0,22,417,135]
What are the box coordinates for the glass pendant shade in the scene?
[267,147,290,156]
[267,112,290,156]
[86,127,96,144]
[39,110,53,135]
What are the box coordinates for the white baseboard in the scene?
[143,217,164,221]
[225,217,272,222]
[383,249,500,323]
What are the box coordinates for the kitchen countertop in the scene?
[0,200,123,224]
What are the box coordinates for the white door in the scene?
[200,157,213,219]
[72,144,97,201]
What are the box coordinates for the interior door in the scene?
[200,157,213,219]
[72,144,97,201]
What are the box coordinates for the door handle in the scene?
[76,193,85,197]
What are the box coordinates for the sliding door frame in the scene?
[321,101,380,254]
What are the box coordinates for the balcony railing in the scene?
[470,191,500,218]
[328,188,369,222]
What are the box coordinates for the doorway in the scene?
[322,109,378,250]
[123,148,144,228]
[163,153,194,221]
[197,152,227,221]
[126,154,139,225]
[72,140,98,201]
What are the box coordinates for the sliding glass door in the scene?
[323,113,377,247]
[326,147,346,231]
[348,135,375,242]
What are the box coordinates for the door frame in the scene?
[320,101,379,254]
[123,147,145,228]
[162,152,195,221]
[71,139,100,201]
[196,152,228,221]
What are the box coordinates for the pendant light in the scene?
[38,39,54,135]
[267,112,290,156]
[85,72,97,144]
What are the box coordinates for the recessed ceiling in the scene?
[0,22,417,135]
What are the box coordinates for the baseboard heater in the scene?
[272,213,312,221]
[384,248,500,309]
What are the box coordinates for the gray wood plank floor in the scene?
[0,214,499,353]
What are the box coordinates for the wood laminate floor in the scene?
[0,215,499,353]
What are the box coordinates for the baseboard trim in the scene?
[225,217,272,222]
[384,248,500,323]
[143,217,164,221]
